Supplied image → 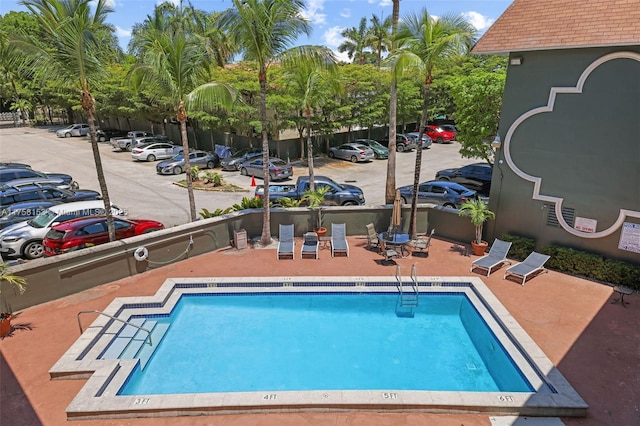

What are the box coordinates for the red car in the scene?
[43,216,164,256]
[422,125,456,144]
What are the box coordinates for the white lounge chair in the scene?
[503,251,551,285]
[471,238,512,276]
[301,232,319,259]
[331,223,349,257]
[277,224,295,260]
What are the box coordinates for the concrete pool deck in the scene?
[1,236,639,425]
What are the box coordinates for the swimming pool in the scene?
[50,276,587,420]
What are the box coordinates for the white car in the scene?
[56,123,89,138]
[0,200,121,260]
[406,132,433,149]
[131,143,184,162]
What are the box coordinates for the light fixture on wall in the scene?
[510,57,523,66]
[491,135,501,148]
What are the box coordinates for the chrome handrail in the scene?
[77,310,152,346]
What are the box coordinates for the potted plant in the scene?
[0,262,28,337]
[458,198,495,256]
[301,186,331,237]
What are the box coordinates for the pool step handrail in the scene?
[77,310,152,347]
[395,265,419,308]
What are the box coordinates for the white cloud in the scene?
[302,0,327,26]
[462,11,495,31]
[340,8,351,18]
[378,0,392,6]
[323,26,344,48]
[115,26,131,38]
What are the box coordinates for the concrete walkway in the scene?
[1,236,638,426]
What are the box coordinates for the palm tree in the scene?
[367,14,392,68]
[338,17,370,64]
[130,8,235,221]
[281,46,342,191]
[221,0,311,246]
[394,9,477,238]
[19,0,120,239]
[385,0,401,205]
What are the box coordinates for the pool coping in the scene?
[49,276,588,420]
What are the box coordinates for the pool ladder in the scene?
[396,264,419,316]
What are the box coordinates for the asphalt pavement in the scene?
[0,126,475,227]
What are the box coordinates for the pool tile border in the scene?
[49,276,587,420]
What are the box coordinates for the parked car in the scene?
[353,139,389,159]
[240,158,293,181]
[0,167,77,188]
[111,131,153,151]
[397,180,477,208]
[156,150,219,175]
[435,162,493,195]
[56,123,89,138]
[255,176,364,206]
[0,201,61,230]
[131,142,183,162]
[439,124,458,136]
[0,162,31,169]
[376,134,418,152]
[0,184,101,208]
[220,149,263,171]
[405,132,433,149]
[423,125,456,144]
[328,143,375,163]
[0,200,122,259]
[1,177,74,191]
[43,216,164,256]
[94,128,128,142]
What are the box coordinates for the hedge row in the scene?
[501,234,640,290]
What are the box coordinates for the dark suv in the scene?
[435,162,493,195]
[0,184,101,208]
[0,167,76,188]
[376,134,418,152]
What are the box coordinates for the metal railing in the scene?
[77,310,152,347]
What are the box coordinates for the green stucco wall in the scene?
[488,47,640,264]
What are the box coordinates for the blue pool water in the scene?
[119,293,532,395]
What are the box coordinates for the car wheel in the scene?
[443,203,455,208]
[172,166,182,175]
[350,156,358,163]
[125,143,132,151]
[147,154,156,162]
[401,197,408,204]
[438,176,450,181]
[235,164,241,171]
[23,240,44,259]
[98,136,106,142]
[342,201,358,206]
[436,137,444,144]
[397,144,405,152]
[207,161,215,169]
[328,151,335,158]
[240,167,248,176]
[64,132,71,138]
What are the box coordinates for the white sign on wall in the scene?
[618,222,640,254]
[574,217,597,233]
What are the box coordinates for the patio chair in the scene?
[503,251,551,285]
[331,223,349,257]
[301,232,319,259]
[471,238,512,276]
[379,240,399,263]
[365,223,380,251]
[412,229,435,256]
[277,224,295,260]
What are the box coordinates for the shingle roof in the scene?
[473,0,640,54]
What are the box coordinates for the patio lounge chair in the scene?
[331,223,349,257]
[277,224,295,260]
[412,229,435,256]
[301,232,319,259]
[503,251,551,285]
[471,238,512,276]
[365,223,380,251]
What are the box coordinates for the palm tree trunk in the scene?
[178,101,196,221]
[385,0,401,205]
[259,66,272,246]
[306,110,315,192]
[83,90,116,240]
[408,81,432,239]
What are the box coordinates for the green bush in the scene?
[199,207,233,218]
[500,234,535,261]
[190,166,200,181]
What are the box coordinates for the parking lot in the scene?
[0,126,476,227]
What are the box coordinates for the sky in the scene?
[1,0,513,62]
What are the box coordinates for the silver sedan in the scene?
[328,143,375,163]
[131,143,183,162]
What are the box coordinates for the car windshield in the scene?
[271,160,286,166]
[367,141,385,149]
[27,208,57,228]
[353,145,367,150]
[137,143,152,149]
[171,154,185,161]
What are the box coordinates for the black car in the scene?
[435,162,493,195]
[0,184,101,208]
[95,128,128,142]
[0,167,76,188]
[376,134,418,152]
[0,200,60,230]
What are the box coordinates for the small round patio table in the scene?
[379,232,411,258]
